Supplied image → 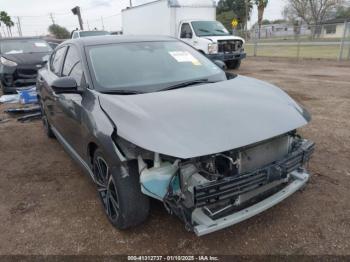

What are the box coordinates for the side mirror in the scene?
[213,60,227,71]
[52,76,80,94]
[48,42,58,50]
[42,55,50,64]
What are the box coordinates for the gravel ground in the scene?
[0,57,349,255]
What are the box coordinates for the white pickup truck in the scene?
[122,0,246,69]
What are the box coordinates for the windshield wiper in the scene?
[160,79,216,92]
[101,90,144,95]
[198,28,210,33]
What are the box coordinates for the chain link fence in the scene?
[236,22,350,61]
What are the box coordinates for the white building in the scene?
[254,23,311,39]
[320,18,349,39]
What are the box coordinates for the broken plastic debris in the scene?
[0,94,20,103]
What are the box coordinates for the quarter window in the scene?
[69,62,83,86]
[63,46,80,76]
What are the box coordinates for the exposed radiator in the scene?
[239,135,291,173]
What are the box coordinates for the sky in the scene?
[0,0,287,37]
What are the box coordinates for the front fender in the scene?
[81,90,125,169]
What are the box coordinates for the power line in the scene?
[9,0,122,17]
[7,0,129,36]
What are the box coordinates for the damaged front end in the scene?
[135,132,314,236]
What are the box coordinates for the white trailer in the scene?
[122,0,246,69]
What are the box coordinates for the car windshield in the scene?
[191,21,230,37]
[0,39,52,54]
[87,41,226,93]
[80,31,110,37]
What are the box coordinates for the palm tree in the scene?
[0,12,6,36]
[6,19,14,37]
[255,0,268,39]
[0,11,14,37]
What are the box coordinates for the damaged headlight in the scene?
[0,56,17,67]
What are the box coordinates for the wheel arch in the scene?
[87,141,99,165]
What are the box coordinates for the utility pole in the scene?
[245,0,249,40]
[71,6,84,30]
[16,22,20,36]
[49,13,55,25]
[346,22,350,60]
[16,16,23,36]
[87,20,90,30]
[129,0,132,7]
[101,16,105,30]
[338,20,348,61]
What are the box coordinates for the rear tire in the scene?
[40,101,55,138]
[226,60,241,70]
[93,150,150,229]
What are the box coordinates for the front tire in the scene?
[93,150,150,229]
[226,60,241,70]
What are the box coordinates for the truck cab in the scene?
[179,20,246,69]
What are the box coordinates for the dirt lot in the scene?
[0,57,349,255]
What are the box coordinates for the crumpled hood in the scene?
[204,35,245,44]
[99,75,310,158]
[2,52,49,66]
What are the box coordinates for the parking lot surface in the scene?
[0,57,349,255]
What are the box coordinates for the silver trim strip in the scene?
[192,171,310,236]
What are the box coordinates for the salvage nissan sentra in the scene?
[37,36,314,236]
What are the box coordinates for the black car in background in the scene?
[0,37,52,94]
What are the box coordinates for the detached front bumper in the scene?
[207,51,247,62]
[190,140,315,236]
[192,171,309,236]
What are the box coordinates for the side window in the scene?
[62,46,83,86]
[69,63,83,86]
[50,46,67,75]
[180,23,193,39]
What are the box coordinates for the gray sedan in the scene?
[37,36,314,236]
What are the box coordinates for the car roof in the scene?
[64,35,177,47]
[77,30,108,33]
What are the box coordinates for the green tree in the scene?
[261,19,271,25]
[48,24,70,39]
[217,0,253,31]
[335,5,350,18]
[255,0,269,38]
[0,11,14,37]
